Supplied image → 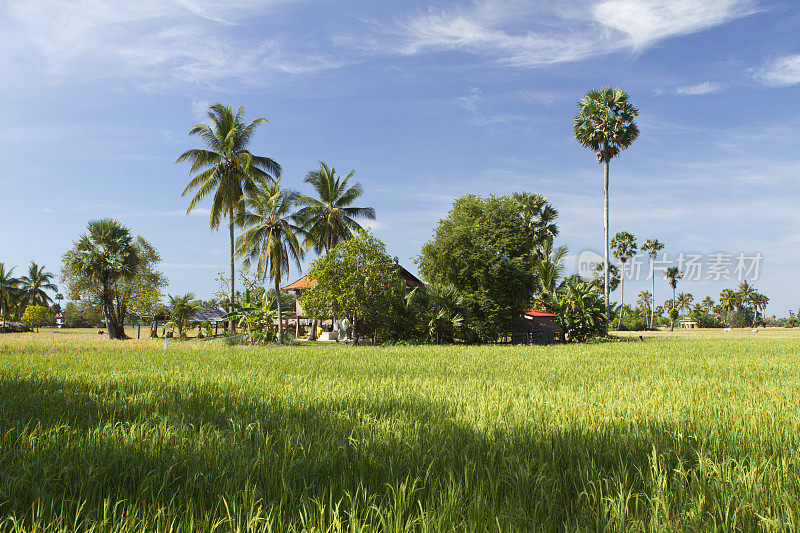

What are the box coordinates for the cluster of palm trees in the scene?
[0,261,59,328]
[177,104,375,343]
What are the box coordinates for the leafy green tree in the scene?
[418,194,545,341]
[294,162,376,255]
[20,261,57,307]
[236,181,304,344]
[664,267,682,331]
[21,304,52,332]
[574,87,639,324]
[177,104,280,331]
[166,293,199,339]
[556,275,607,342]
[640,238,664,328]
[610,231,637,330]
[302,230,405,342]
[224,290,279,345]
[0,263,20,329]
[62,219,141,339]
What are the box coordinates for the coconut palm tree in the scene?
[236,181,305,344]
[701,296,715,314]
[177,104,280,331]
[637,290,652,317]
[0,264,20,329]
[19,261,57,307]
[736,281,757,326]
[532,239,568,311]
[574,87,639,325]
[719,289,736,325]
[294,162,376,254]
[676,292,694,319]
[65,219,141,339]
[640,238,664,328]
[610,231,637,330]
[664,267,682,330]
[752,293,769,326]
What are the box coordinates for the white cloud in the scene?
[675,81,723,95]
[457,87,482,111]
[755,54,800,87]
[0,0,342,89]
[368,0,756,67]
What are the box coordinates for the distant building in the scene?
[510,309,562,345]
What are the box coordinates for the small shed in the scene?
[511,309,562,345]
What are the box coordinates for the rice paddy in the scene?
[1,331,799,531]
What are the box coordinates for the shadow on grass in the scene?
[0,375,773,530]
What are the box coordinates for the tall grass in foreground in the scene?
[1,334,799,531]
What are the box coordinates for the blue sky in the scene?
[1,0,799,315]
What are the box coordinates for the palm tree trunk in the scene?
[603,157,610,332]
[617,260,625,330]
[275,275,283,344]
[650,257,655,329]
[229,204,236,334]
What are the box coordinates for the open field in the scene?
[2,332,800,531]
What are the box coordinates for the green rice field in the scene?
[1,331,800,531]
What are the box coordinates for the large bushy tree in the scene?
[61,219,166,339]
[301,230,405,342]
[418,194,552,341]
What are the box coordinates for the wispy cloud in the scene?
[675,81,723,95]
[457,87,482,111]
[755,54,800,87]
[362,0,756,67]
[0,0,343,89]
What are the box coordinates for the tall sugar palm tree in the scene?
[177,104,280,331]
[640,238,664,328]
[719,289,736,325]
[574,87,639,326]
[0,264,20,329]
[236,181,305,344]
[295,162,376,254]
[610,231,637,330]
[20,261,57,307]
[512,192,559,259]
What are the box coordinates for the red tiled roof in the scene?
[523,309,559,317]
[282,275,316,290]
[282,266,424,291]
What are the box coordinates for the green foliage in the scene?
[224,290,278,345]
[19,261,57,307]
[294,162,376,254]
[556,276,607,342]
[303,230,405,341]
[406,283,469,343]
[418,194,546,341]
[21,304,52,329]
[573,87,640,162]
[165,293,199,339]
[0,263,21,324]
[62,220,165,339]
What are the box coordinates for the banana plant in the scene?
[224,290,279,345]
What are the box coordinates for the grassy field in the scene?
[1,332,799,531]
